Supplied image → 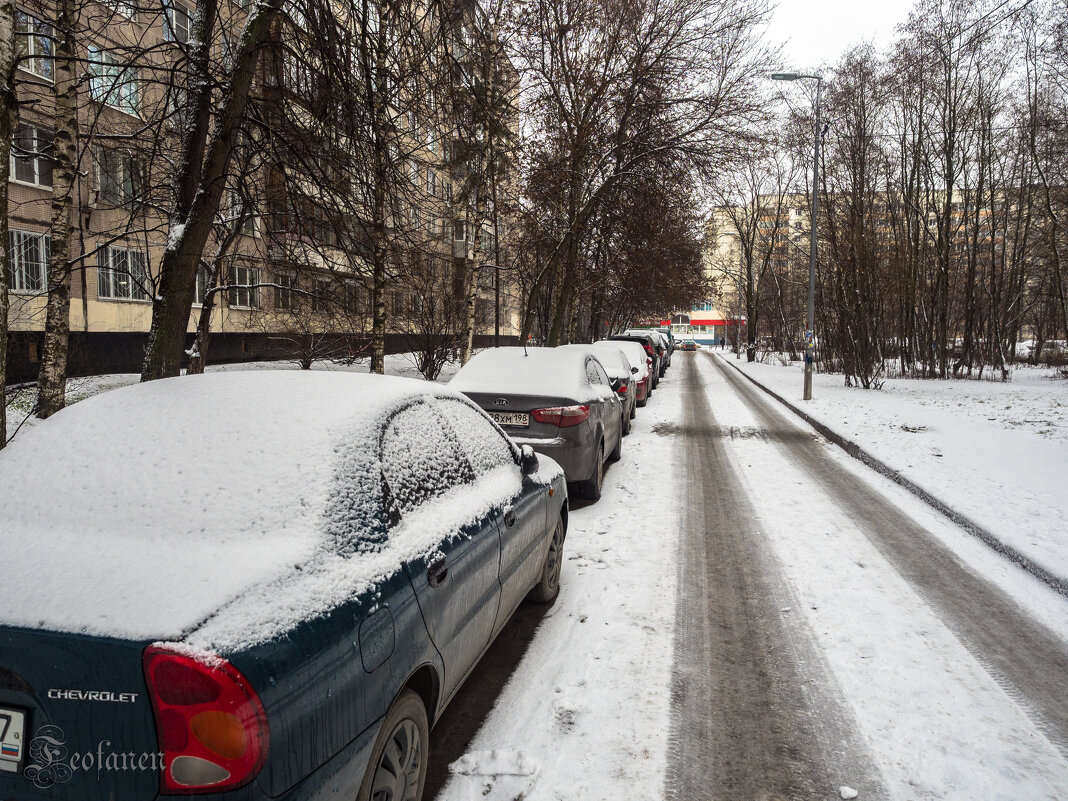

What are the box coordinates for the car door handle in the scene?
[427,557,448,587]
[503,508,516,528]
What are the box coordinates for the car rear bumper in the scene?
[511,430,598,483]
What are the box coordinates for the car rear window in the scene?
[438,399,517,477]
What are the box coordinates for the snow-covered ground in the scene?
[695,354,1068,799]
[727,354,1068,582]
[437,382,682,801]
[3,353,462,444]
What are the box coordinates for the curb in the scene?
[716,353,1068,600]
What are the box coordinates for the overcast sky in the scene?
[764,0,919,72]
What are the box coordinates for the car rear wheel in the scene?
[576,441,604,500]
[528,516,565,603]
[357,690,428,801]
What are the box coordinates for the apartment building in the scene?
[6,0,522,382]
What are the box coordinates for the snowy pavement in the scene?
[695,352,1068,799]
[726,355,1068,584]
[433,370,682,801]
[434,351,1068,801]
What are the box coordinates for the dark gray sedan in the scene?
[450,347,625,500]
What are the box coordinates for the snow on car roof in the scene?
[558,343,630,379]
[0,371,525,651]
[600,340,649,375]
[450,346,598,401]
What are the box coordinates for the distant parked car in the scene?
[0,372,568,801]
[609,332,661,388]
[559,343,637,435]
[679,339,698,352]
[451,347,624,500]
[601,339,653,406]
[624,329,669,376]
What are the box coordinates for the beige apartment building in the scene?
[7,0,521,381]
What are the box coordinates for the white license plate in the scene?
[0,706,26,773]
[490,411,529,427]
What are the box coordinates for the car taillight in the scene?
[532,405,590,427]
[616,384,628,394]
[143,645,269,794]
[642,343,653,356]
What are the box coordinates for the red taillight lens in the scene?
[532,404,591,427]
[642,343,653,356]
[144,645,269,794]
[616,384,628,394]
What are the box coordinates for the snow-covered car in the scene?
[558,342,638,435]
[600,339,653,406]
[0,371,567,801]
[450,347,624,500]
[609,332,661,389]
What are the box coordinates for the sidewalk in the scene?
[721,353,1068,586]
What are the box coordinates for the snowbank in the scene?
[728,356,1068,582]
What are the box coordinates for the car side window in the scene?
[585,358,605,386]
[437,399,518,477]
[381,402,472,516]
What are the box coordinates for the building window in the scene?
[344,280,365,315]
[93,147,144,205]
[228,264,260,309]
[10,123,53,188]
[164,2,192,43]
[7,230,49,293]
[226,190,260,237]
[193,266,214,305]
[312,278,331,312]
[88,47,141,116]
[391,291,405,316]
[15,11,53,80]
[275,272,298,310]
[426,169,437,196]
[103,0,138,20]
[97,246,149,301]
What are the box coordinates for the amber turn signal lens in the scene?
[190,711,248,760]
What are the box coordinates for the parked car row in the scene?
[0,333,678,801]
[449,329,675,501]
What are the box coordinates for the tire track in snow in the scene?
[665,355,886,801]
[707,351,1068,758]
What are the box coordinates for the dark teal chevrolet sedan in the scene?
[0,371,568,801]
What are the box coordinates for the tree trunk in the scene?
[141,0,281,381]
[461,234,483,364]
[0,0,17,446]
[36,0,78,418]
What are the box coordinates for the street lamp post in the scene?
[772,71,822,400]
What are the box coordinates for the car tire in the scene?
[637,397,647,407]
[528,516,565,603]
[357,690,429,801]
[629,402,636,420]
[576,442,604,500]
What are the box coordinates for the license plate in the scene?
[490,411,529,427]
[0,706,26,773]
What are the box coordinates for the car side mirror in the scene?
[520,444,539,475]
[631,366,639,374]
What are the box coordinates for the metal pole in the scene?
[736,241,742,359]
[803,78,822,400]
